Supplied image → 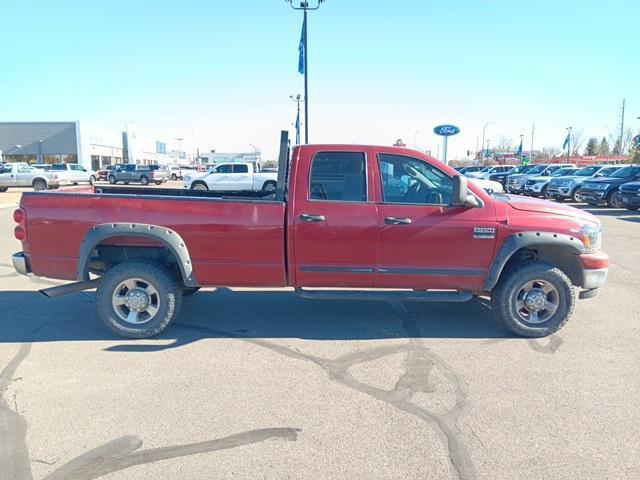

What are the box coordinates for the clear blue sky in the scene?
[2,0,638,159]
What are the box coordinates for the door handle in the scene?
[385,217,412,225]
[299,213,325,222]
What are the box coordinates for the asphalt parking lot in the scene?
[0,185,639,480]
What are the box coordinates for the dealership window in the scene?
[101,156,112,166]
[61,154,77,164]
[91,155,100,170]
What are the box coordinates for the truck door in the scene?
[15,164,33,186]
[208,164,233,190]
[230,164,252,190]
[0,164,18,187]
[373,151,497,292]
[292,148,379,287]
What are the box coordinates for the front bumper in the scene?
[581,191,606,204]
[12,252,31,276]
[547,186,572,198]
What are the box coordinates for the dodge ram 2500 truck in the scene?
[11,133,609,339]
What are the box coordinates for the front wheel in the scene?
[171,174,178,181]
[571,187,582,203]
[607,190,623,208]
[191,182,209,191]
[0,187,8,193]
[491,262,575,338]
[96,260,183,338]
[108,176,117,184]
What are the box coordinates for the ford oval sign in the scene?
[433,125,460,136]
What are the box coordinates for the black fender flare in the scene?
[76,223,197,287]
[482,231,585,291]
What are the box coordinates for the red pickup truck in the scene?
[11,133,609,339]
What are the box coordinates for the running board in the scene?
[295,288,473,303]
[40,279,100,298]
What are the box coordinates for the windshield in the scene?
[479,166,492,172]
[575,166,600,177]
[551,167,576,177]
[528,165,546,174]
[611,166,640,178]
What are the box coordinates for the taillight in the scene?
[13,209,24,223]
[13,208,26,241]
[14,226,26,241]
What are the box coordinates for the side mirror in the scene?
[452,175,480,208]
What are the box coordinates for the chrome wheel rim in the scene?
[610,192,622,208]
[514,279,559,324]
[192,184,207,191]
[111,278,160,325]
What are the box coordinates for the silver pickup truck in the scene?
[0,162,70,191]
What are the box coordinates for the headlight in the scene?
[580,224,602,252]
[596,183,609,190]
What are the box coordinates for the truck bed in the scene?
[19,187,287,287]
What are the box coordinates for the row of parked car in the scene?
[0,162,96,191]
[456,163,640,211]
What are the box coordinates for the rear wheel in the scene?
[108,176,117,184]
[262,181,277,192]
[0,187,8,193]
[33,179,47,191]
[492,262,575,338]
[607,190,623,208]
[171,174,178,181]
[96,260,183,338]
[140,176,149,186]
[191,182,208,191]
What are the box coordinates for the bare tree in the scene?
[621,127,634,154]
[571,129,585,156]
[496,135,513,152]
[542,146,562,160]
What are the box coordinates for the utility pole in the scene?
[530,123,534,165]
[290,94,302,145]
[618,98,625,154]
[286,0,326,144]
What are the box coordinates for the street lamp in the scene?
[284,0,327,144]
[290,94,302,145]
[175,138,183,163]
[481,122,494,165]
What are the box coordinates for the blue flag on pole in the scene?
[517,138,523,155]
[298,16,306,74]
[295,110,301,145]
[562,132,571,149]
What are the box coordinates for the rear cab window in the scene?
[308,151,367,202]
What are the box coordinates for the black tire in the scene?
[491,262,575,338]
[96,260,183,338]
[183,287,201,297]
[541,186,549,199]
[570,187,582,203]
[0,187,8,193]
[262,181,277,192]
[191,181,209,191]
[171,174,178,181]
[33,179,47,191]
[89,176,96,185]
[154,181,163,185]
[140,176,149,186]
[606,190,622,208]
[109,176,117,184]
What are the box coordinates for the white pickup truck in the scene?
[0,162,70,191]
[49,163,97,185]
[183,162,278,192]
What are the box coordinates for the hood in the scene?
[504,195,599,225]
[583,176,627,185]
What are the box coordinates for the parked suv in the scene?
[466,165,516,180]
[547,165,623,203]
[108,164,168,186]
[50,163,96,185]
[580,165,640,208]
[489,164,534,187]
[619,180,640,211]
[506,164,574,194]
[523,167,579,198]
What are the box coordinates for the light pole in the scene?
[285,0,326,144]
[290,94,302,145]
[413,130,421,149]
[175,137,183,163]
[481,122,494,165]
